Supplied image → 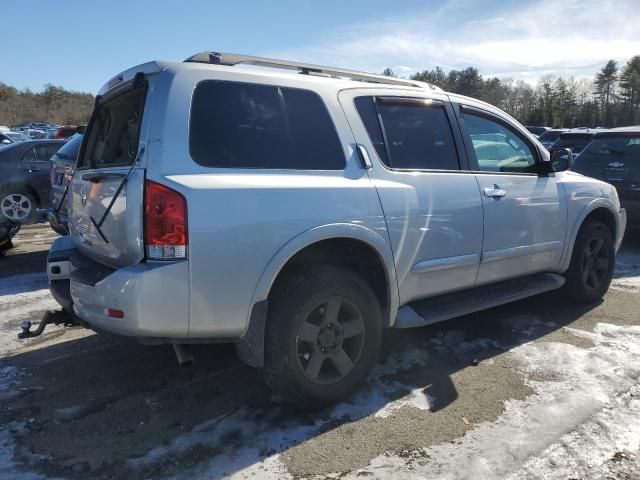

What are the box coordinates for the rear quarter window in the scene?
[189,81,345,170]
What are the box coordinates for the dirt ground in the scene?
[1,224,639,479]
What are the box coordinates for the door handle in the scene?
[28,168,41,173]
[356,144,373,169]
[483,186,506,198]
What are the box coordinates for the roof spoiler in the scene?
[184,51,441,91]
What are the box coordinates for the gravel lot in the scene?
[1,224,639,479]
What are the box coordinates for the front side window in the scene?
[355,96,459,170]
[190,81,344,170]
[463,113,537,173]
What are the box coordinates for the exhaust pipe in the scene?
[173,344,195,368]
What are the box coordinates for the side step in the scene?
[394,273,565,329]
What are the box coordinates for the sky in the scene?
[1,0,639,93]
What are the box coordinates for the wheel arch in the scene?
[560,201,620,273]
[235,224,399,368]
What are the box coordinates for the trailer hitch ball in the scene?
[20,320,33,337]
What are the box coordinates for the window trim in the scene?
[188,79,346,171]
[355,95,463,173]
[456,103,545,176]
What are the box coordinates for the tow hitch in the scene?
[18,310,82,339]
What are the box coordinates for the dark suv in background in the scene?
[48,133,82,234]
[572,127,640,228]
[550,129,601,157]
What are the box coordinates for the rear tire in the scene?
[263,265,382,410]
[0,186,38,224]
[564,221,615,303]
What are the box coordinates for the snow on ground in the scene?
[0,365,52,480]
[128,342,438,479]
[341,323,640,480]
[0,245,639,479]
[0,273,59,356]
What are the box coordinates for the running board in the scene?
[394,273,565,329]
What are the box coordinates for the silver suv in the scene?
[47,52,626,409]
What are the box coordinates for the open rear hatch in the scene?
[69,84,147,269]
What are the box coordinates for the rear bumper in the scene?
[70,259,190,338]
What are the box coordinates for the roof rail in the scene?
[184,51,440,91]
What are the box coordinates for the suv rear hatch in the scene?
[70,83,147,268]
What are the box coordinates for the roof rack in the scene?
[184,51,439,91]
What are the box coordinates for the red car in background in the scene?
[48,125,85,140]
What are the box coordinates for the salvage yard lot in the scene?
[1,224,640,480]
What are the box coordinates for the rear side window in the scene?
[354,96,459,170]
[190,81,344,170]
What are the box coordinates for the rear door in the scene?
[456,104,565,284]
[70,84,148,268]
[339,90,484,303]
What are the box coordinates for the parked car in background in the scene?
[572,127,640,228]
[48,133,82,235]
[1,132,17,145]
[47,125,82,140]
[549,129,601,157]
[1,131,31,145]
[538,128,569,149]
[525,126,550,137]
[0,139,65,223]
[7,131,32,142]
[47,52,625,409]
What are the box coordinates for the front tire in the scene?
[564,221,615,303]
[263,265,382,410]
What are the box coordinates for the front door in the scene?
[339,90,484,304]
[20,143,59,200]
[456,104,565,285]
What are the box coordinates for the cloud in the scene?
[270,0,640,83]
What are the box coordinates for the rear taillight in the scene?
[144,180,188,260]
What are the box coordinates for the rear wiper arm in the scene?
[90,145,145,244]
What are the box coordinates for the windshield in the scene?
[54,133,83,160]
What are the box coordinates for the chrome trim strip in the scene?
[412,253,480,274]
[482,240,563,263]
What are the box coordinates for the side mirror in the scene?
[550,148,573,172]
[1,139,10,144]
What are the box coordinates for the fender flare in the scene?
[559,199,620,272]
[235,223,399,368]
